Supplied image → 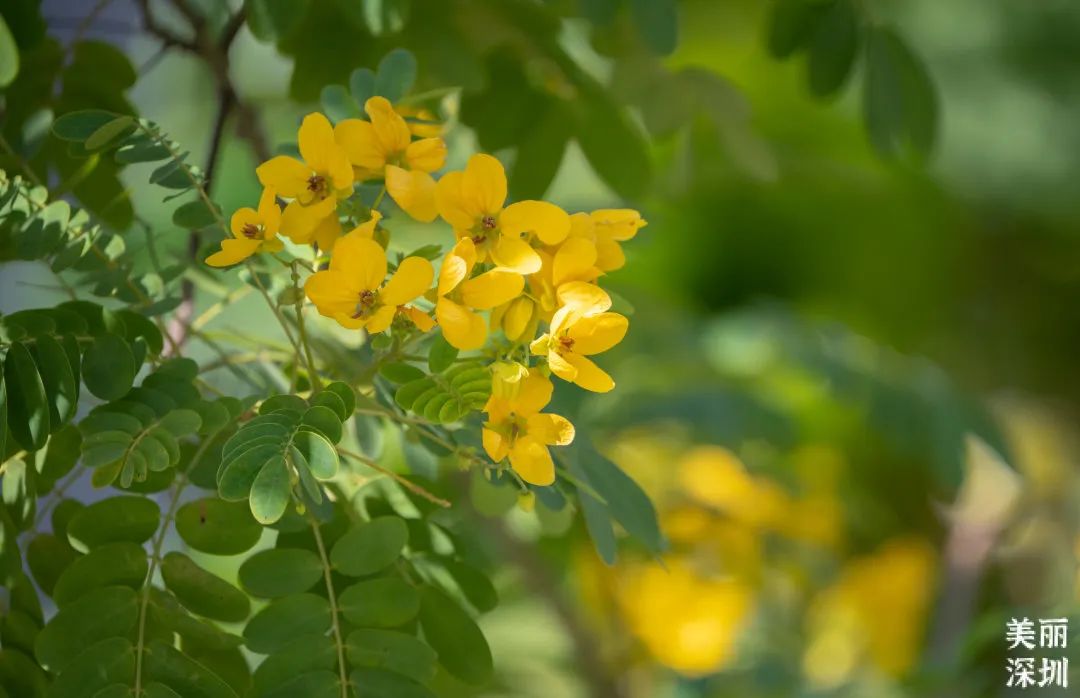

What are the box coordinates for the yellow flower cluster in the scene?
[209,100,645,487]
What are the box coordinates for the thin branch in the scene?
[309,514,350,698]
[338,447,451,508]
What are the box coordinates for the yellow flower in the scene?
[206,188,283,267]
[398,305,436,332]
[257,113,353,249]
[490,295,539,343]
[435,154,570,274]
[335,96,447,223]
[482,372,574,486]
[617,558,754,677]
[678,446,791,530]
[305,218,434,333]
[491,360,529,399]
[589,208,645,272]
[434,238,523,350]
[530,282,628,393]
[395,104,443,138]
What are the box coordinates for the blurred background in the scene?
[5,0,1080,696]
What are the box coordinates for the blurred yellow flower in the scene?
[618,559,754,677]
[205,188,283,267]
[531,282,628,393]
[335,96,446,222]
[803,538,937,687]
[678,446,790,530]
[435,237,523,350]
[482,372,574,486]
[435,154,570,273]
[305,220,433,333]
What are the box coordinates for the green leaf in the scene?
[52,542,148,606]
[374,48,417,103]
[577,441,665,556]
[767,0,820,58]
[418,586,493,685]
[438,559,497,613]
[249,455,291,524]
[82,334,136,401]
[319,84,360,122]
[349,67,376,105]
[863,25,938,158]
[175,498,262,556]
[323,381,356,418]
[362,0,410,36]
[66,495,160,549]
[245,0,310,42]
[26,534,80,596]
[0,15,18,88]
[252,635,336,693]
[350,668,435,698]
[4,341,50,450]
[218,443,280,501]
[330,516,408,577]
[51,109,118,142]
[149,588,244,652]
[509,101,572,200]
[309,391,347,423]
[85,116,134,151]
[243,593,332,654]
[294,429,338,479]
[575,88,652,200]
[808,0,859,97]
[34,586,138,673]
[426,333,458,374]
[31,333,78,427]
[300,405,342,444]
[160,552,250,623]
[346,629,436,681]
[172,199,220,229]
[46,637,134,698]
[573,469,617,565]
[630,0,678,55]
[338,577,420,628]
[1,458,35,530]
[143,639,238,698]
[261,671,339,698]
[379,362,425,384]
[238,548,322,598]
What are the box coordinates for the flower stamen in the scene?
[241,223,260,239]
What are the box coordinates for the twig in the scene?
[338,447,451,508]
[309,513,350,698]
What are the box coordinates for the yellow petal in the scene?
[205,238,261,267]
[501,201,570,245]
[591,208,646,241]
[298,112,338,173]
[438,238,476,295]
[404,138,447,173]
[365,305,397,334]
[256,156,309,199]
[334,118,385,172]
[567,312,628,355]
[491,236,541,274]
[366,96,411,156]
[381,256,434,306]
[511,372,553,414]
[230,207,259,239]
[305,270,359,317]
[311,213,343,252]
[553,236,598,287]
[546,349,577,385]
[595,238,625,271]
[460,270,524,310]
[325,147,354,193]
[385,166,438,223]
[527,413,575,446]
[566,212,595,241]
[461,153,506,217]
[343,210,382,239]
[434,171,479,231]
[508,437,555,486]
[279,197,337,245]
[329,234,386,290]
[556,281,611,314]
[263,237,284,253]
[435,299,487,350]
[501,296,535,342]
[400,305,436,332]
[529,333,551,356]
[482,427,509,463]
[564,353,615,392]
[257,189,281,236]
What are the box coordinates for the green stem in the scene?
[291,260,322,392]
[134,474,189,696]
[309,513,349,698]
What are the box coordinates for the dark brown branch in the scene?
[133,0,198,51]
